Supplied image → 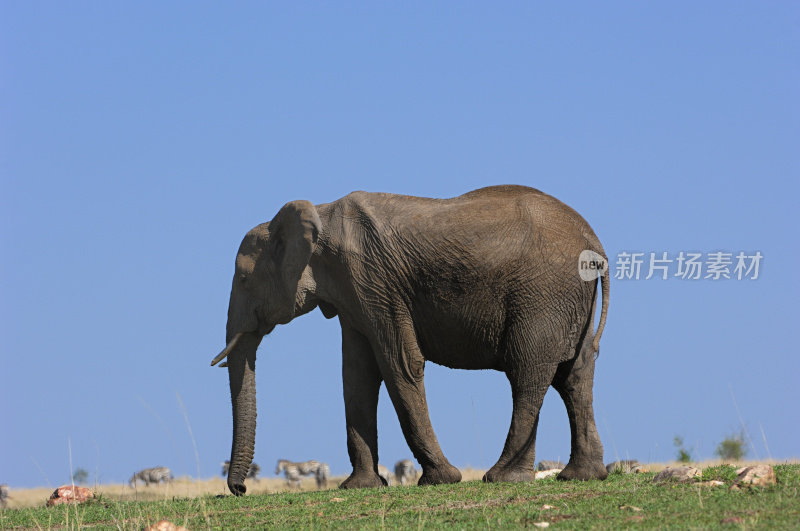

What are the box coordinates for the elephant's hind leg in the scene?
[483,362,557,483]
[339,326,386,489]
[552,341,607,481]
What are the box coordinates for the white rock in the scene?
[734,465,776,487]
[534,469,562,479]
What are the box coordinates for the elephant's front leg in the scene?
[378,325,461,486]
[339,326,386,489]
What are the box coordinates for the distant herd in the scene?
[264,457,645,487]
[124,457,421,490]
[125,458,645,490]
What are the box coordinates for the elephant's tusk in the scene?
[218,362,228,368]
[210,350,229,367]
[211,332,244,366]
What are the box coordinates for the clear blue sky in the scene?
[1,3,798,488]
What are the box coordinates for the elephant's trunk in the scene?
[226,333,261,496]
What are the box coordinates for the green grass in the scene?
[3,465,798,530]
[701,464,739,483]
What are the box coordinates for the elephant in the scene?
[211,185,610,496]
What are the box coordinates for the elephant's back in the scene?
[461,185,606,261]
[339,185,596,232]
[327,185,605,265]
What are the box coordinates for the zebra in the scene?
[394,459,418,485]
[606,460,642,474]
[377,464,393,486]
[129,466,172,487]
[0,484,8,509]
[275,459,330,489]
[221,460,261,480]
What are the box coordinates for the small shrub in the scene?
[72,468,89,484]
[715,432,747,461]
[673,436,692,463]
[701,464,737,483]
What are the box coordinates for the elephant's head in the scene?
[211,200,321,495]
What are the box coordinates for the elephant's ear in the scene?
[270,200,322,289]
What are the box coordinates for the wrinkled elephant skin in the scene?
[213,185,610,494]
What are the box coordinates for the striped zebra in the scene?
[0,484,8,509]
[221,460,261,480]
[394,459,418,486]
[605,460,642,474]
[129,466,172,487]
[377,464,393,486]
[275,459,330,489]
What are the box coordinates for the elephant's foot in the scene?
[557,460,608,481]
[418,463,461,486]
[339,471,386,489]
[482,465,535,483]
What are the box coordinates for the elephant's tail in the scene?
[592,265,609,354]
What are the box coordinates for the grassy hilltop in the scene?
[2,463,798,529]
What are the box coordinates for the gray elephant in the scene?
[212,185,610,495]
